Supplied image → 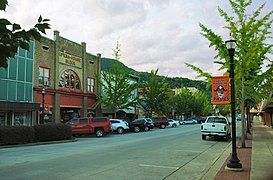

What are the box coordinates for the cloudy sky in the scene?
[2,0,273,79]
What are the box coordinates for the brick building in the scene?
[0,31,102,125]
[33,30,102,124]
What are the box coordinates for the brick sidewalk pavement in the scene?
[214,132,252,180]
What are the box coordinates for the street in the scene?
[0,124,230,180]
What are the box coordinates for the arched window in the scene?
[59,69,81,90]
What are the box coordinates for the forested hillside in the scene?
[101,58,208,92]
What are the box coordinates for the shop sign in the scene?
[212,76,230,105]
[59,51,82,68]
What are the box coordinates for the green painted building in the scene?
[0,41,39,126]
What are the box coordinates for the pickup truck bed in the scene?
[201,116,231,140]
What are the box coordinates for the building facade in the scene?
[0,30,101,126]
[33,30,101,124]
[0,41,39,126]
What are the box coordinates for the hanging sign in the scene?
[212,76,230,105]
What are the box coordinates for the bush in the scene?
[34,123,72,142]
[0,126,35,145]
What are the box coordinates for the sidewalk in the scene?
[203,120,273,180]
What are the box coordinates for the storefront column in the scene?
[54,93,61,123]
[81,96,88,117]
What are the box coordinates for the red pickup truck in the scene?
[67,117,112,137]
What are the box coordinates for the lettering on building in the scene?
[59,51,82,68]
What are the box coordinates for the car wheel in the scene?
[202,135,206,140]
[172,124,177,128]
[144,126,150,131]
[95,129,104,137]
[134,126,140,132]
[117,127,124,134]
[160,124,166,129]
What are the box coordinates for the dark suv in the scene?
[151,117,169,129]
[129,118,153,132]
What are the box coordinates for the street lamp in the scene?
[41,87,45,124]
[225,39,242,170]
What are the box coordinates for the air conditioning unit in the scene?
[44,81,51,86]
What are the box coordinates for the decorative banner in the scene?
[212,76,230,105]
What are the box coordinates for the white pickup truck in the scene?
[201,116,231,140]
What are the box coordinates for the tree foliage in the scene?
[96,41,139,113]
[140,69,170,117]
[199,0,273,104]
[0,0,50,68]
[187,0,273,109]
[172,88,212,117]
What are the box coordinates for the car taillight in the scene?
[201,125,203,130]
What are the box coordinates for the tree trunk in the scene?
[241,62,246,148]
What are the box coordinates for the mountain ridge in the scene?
[101,57,207,91]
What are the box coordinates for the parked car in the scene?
[110,119,129,134]
[67,117,112,137]
[168,119,180,127]
[236,116,241,121]
[129,118,153,132]
[150,117,169,129]
[201,116,231,140]
[144,118,154,129]
[180,118,198,125]
[192,116,206,123]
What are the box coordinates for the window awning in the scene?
[0,101,40,111]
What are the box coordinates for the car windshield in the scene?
[207,117,227,124]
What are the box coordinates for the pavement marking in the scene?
[139,164,179,170]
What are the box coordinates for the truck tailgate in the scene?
[202,123,226,132]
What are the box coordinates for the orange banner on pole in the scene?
[212,76,230,105]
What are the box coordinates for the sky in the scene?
[1,0,273,80]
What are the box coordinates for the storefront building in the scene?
[33,30,101,124]
[0,30,101,126]
[261,98,273,128]
[0,41,39,126]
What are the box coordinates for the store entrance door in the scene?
[60,108,80,123]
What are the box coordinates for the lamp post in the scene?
[41,87,45,124]
[225,39,242,170]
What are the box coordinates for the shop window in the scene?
[59,69,81,90]
[87,77,95,93]
[0,113,5,126]
[39,66,50,85]
[14,112,26,126]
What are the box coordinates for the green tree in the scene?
[172,87,193,118]
[0,0,50,68]
[96,41,139,117]
[192,90,212,116]
[187,0,273,147]
[140,69,170,117]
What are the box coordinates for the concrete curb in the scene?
[200,141,232,179]
[0,138,77,149]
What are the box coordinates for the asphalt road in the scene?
[0,124,230,180]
